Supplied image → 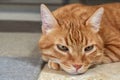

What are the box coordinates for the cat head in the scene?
[39,4,104,74]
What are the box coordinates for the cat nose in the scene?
[73,64,82,70]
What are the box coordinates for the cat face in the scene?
[39,4,104,74]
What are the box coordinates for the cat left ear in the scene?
[86,7,104,33]
[40,4,58,34]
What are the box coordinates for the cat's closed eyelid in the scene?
[82,45,96,55]
[84,45,94,51]
[54,44,69,55]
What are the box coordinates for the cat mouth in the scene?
[60,64,88,74]
[66,69,88,75]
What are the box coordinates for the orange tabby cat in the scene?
[39,3,120,74]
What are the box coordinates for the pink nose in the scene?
[73,64,82,70]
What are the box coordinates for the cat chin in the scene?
[65,69,87,75]
[75,67,88,75]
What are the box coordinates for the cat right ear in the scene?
[40,4,58,34]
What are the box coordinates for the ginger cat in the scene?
[39,3,120,74]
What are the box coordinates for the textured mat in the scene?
[0,57,43,80]
[39,62,120,80]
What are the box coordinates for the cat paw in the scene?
[48,60,60,70]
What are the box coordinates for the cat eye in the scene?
[84,45,94,52]
[57,44,69,52]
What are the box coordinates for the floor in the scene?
[0,32,43,80]
[0,32,41,57]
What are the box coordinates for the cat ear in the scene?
[86,7,104,32]
[40,4,58,34]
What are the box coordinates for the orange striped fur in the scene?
[39,3,120,74]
